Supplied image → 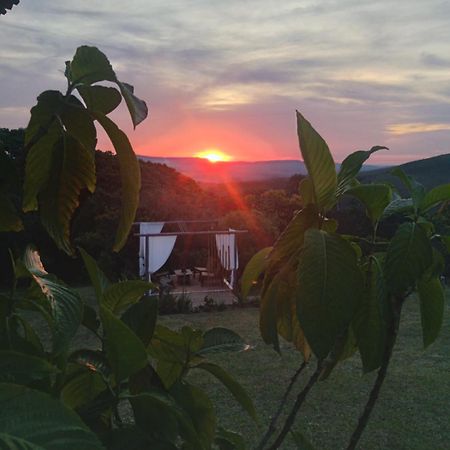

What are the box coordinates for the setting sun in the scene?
[195,149,231,163]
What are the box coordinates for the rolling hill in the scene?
[139,156,380,183]
[360,153,450,189]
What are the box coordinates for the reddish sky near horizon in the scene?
[2,1,450,165]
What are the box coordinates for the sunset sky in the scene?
[2,1,450,164]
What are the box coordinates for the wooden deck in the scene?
[159,273,237,307]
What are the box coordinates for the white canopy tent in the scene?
[136,221,246,288]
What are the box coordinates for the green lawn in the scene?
[47,287,450,449]
[156,296,450,450]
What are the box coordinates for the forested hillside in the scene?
[3,125,448,284]
[0,128,301,283]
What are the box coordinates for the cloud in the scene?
[1,0,450,163]
[420,52,450,68]
[387,122,450,136]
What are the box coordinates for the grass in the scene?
[157,296,450,450]
[21,286,450,449]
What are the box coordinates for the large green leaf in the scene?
[0,351,57,385]
[336,146,387,196]
[69,349,111,379]
[418,275,445,348]
[260,205,319,315]
[130,391,180,445]
[60,96,97,151]
[273,266,311,360]
[68,47,147,127]
[0,383,103,449]
[60,366,107,410]
[27,98,92,249]
[259,267,282,352]
[23,122,62,211]
[148,326,188,389]
[101,280,154,314]
[197,327,250,355]
[260,263,311,359]
[195,362,256,420]
[170,382,216,450]
[117,81,148,128]
[215,427,246,450]
[346,184,392,224]
[129,390,202,448]
[319,327,357,381]
[298,177,315,205]
[77,85,122,115]
[240,247,271,300]
[93,113,140,251]
[106,426,165,450]
[14,316,44,355]
[419,183,450,213]
[0,1,21,16]
[23,91,64,212]
[385,222,433,294]
[148,326,204,389]
[78,248,110,302]
[39,133,95,254]
[0,434,46,450]
[0,194,23,231]
[296,229,364,359]
[352,257,388,373]
[24,90,62,148]
[24,247,83,355]
[381,197,414,220]
[122,295,158,346]
[81,302,100,333]
[270,204,319,264]
[67,46,115,85]
[0,317,42,356]
[100,305,148,381]
[296,111,337,210]
[391,167,425,209]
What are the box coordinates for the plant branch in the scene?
[346,297,403,450]
[255,361,307,450]
[267,361,322,450]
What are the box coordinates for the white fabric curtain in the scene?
[215,231,239,271]
[146,235,177,274]
[139,222,164,276]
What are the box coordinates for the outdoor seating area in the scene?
[135,220,248,305]
[155,267,222,289]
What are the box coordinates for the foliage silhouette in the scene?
[242,111,449,449]
[0,46,254,449]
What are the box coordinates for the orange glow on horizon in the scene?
[195,149,232,163]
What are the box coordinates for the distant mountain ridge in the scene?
[139,156,381,183]
[359,153,450,189]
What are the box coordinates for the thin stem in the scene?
[255,361,307,450]
[267,362,322,450]
[346,298,403,450]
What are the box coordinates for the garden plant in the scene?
[0,46,255,449]
[242,112,450,449]
[0,43,449,449]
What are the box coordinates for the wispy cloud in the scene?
[387,122,450,136]
[1,0,450,162]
